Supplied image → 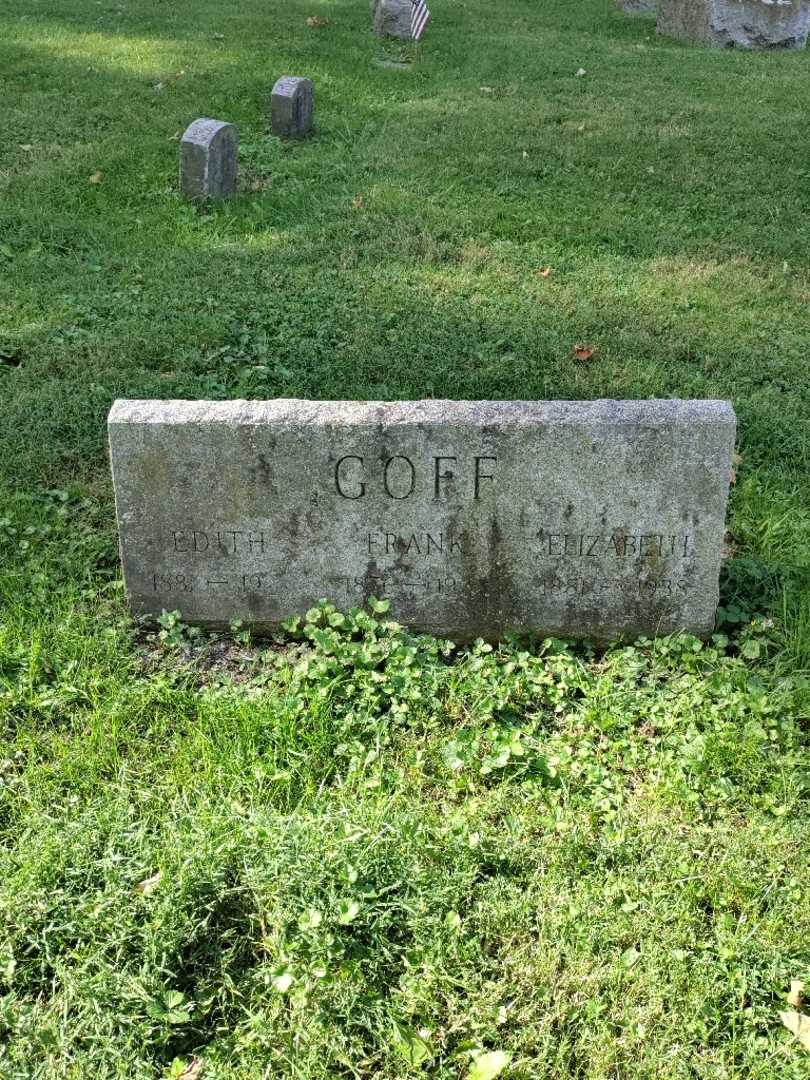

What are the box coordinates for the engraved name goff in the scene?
[334,454,498,500]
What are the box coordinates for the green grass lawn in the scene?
[1,0,809,1076]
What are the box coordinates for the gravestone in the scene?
[658,0,810,47]
[179,119,238,200]
[109,399,736,643]
[271,77,314,139]
[372,0,413,38]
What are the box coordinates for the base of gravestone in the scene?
[658,0,810,48]
[373,56,415,70]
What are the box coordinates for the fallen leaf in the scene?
[212,32,225,39]
[577,122,586,132]
[469,1050,511,1080]
[575,67,586,77]
[351,196,364,210]
[19,144,34,152]
[522,150,528,159]
[537,267,553,278]
[780,1010,810,1052]
[307,15,331,27]
[249,176,272,191]
[788,981,805,1009]
[88,171,104,184]
[479,86,495,94]
[178,1059,203,1080]
[573,344,595,361]
[134,871,161,895]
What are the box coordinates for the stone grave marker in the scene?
[372,0,413,39]
[658,0,810,48]
[109,399,736,643]
[271,77,315,139]
[179,119,238,200]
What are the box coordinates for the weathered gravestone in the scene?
[271,77,314,139]
[658,0,810,47]
[372,0,413,38]
[179,119,238,200]
[109,399,736,643]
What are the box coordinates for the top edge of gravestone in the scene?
[181,118,235,141]
[108,398,735,428]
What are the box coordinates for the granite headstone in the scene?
[271,77,314,138]
[658,0,810,47]
[179,119,238,200]
[372,0,413,38]
[109,399,736,643]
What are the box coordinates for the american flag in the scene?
[411,0,431,41]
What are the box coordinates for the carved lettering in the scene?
[474,456,497,499]
[383,456,416,500]
[168,528,269,557]
[537,528,692,559]
[405,533,422,555]
[242,573,264,590]
[540,574,689,597]
[426,533,443,554]
[434,456,456,498]
[342,574,460,596]
[333,455,497,500]
[153,572,194,593]
[361,531,464,558]
[335,456,365,500]
[216,530,244,555]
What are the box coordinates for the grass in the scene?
[0,0,809,1076]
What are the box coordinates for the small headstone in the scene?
[372,0,413,39]
[271,76,314,139]
[179,119,238,201]
[109,399,736,643]
[658,0,810,48]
